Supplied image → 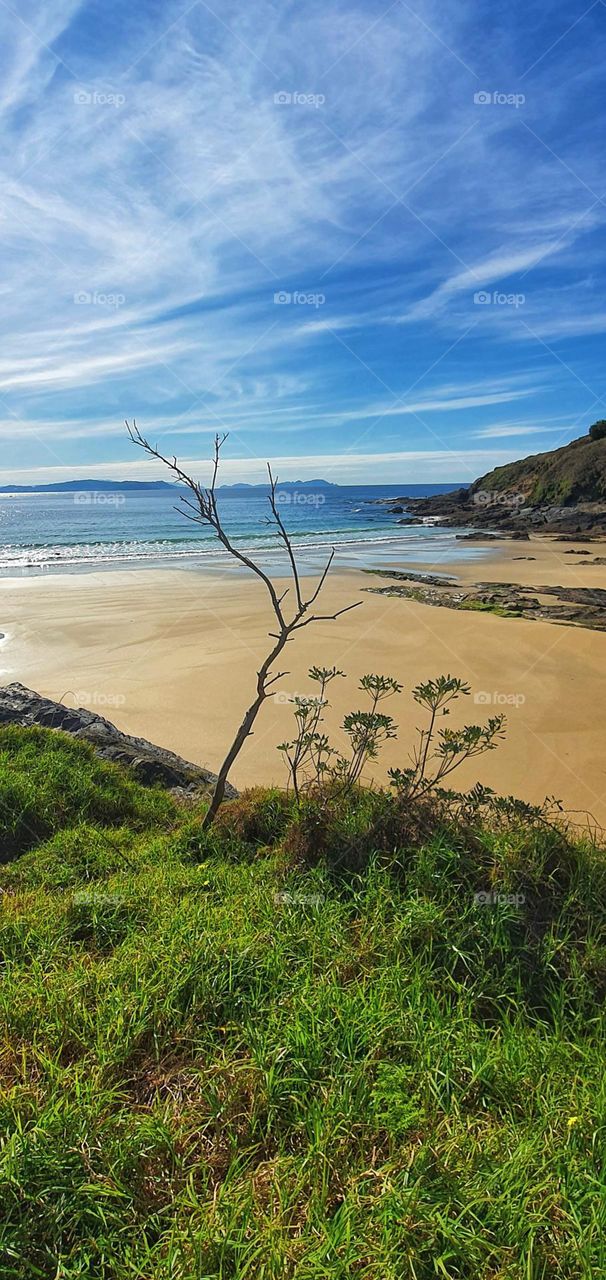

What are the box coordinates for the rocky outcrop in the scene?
[371,431,606,536]
[363,572,606,631]
[0,683,236,796]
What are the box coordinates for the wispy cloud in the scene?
[397,244,564,323]
[0,0,604,482]
[472,423,561,439]
[2,447,517,488]
[0,372,543,446]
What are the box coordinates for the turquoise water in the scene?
[0,484,485,576]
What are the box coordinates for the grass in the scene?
[458,600,524,618]
[1,727,605,1277]
[0,725,175,859]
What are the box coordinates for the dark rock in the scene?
[456,532,500,541]
[384,435,606,537]
[538,586,606,607]
[129,757,187,788]
[364,567,606,632]
[365,569,455,587]
[469,528,530,540]
[0,683,235,797]
[389,506,404,514]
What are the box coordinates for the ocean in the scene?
[0,483,483,577]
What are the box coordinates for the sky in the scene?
[1,0,605,486]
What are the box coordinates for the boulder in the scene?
[456,532,500,541]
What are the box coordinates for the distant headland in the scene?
[0,478,340,494]
[218,479,338,491]
[0,480,175,494]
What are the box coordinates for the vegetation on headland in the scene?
[1,714,606,1279]
[396,423,606,534]
[470,422,606,507]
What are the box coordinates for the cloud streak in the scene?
[0,0,604,482]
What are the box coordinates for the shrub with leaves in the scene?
[278,669,402,797]
[388,674,506,800]
[278,669,505,805]
[277,666,345,800]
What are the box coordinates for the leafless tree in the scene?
[126,422,361,826]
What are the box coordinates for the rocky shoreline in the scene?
[369,428,606,536]
[0,683,235,797]
[364,569,606,630]
[371,490,606,537]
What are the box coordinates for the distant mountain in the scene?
[217,479,338,491]
[0,478,340,494]
[396,427,606,535]
[0,480,175,494]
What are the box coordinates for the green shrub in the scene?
[211,787,295,850]
[0,726,177,859]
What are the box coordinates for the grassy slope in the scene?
[1,727,606,1279]
[470,434,606,506]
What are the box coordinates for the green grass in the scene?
[1,727,605,1278]
[459,600,524,618]
[0,725,176,859]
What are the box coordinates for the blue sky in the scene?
[1,0,606,485]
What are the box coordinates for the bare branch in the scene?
[265,670,289,689]
[294,601,362,629]
[267,465,304,613]
[126,420,361,825]
[127,421,287,628]
[306,548,336,608]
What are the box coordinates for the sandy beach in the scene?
[2,535,606,825]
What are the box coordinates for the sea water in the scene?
[0,484,488,577]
